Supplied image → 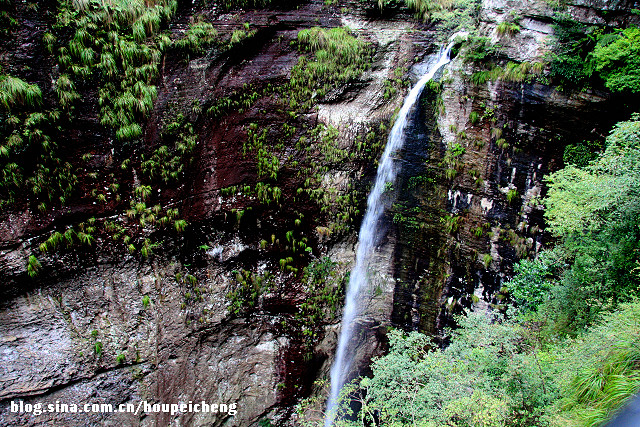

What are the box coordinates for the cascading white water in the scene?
[324,38,460,426]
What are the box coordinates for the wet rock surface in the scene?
[0,0,638,425]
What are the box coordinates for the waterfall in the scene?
[324,38,459,426]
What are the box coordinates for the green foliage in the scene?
[440,214,462,234]
[289,27,369,109]
[26,255,41,277]
[590,27,640,93]
[425,0,482,36]
[547,19,640,92]
[556,302,640,426]
[472,61,544,85]
[469,110,480,125]
[339,311,555,426]
[0,76,74,209]
[477,253,491,269]
[227,269,273,316]
[505,251,557,312]
[116,353,126,364]
[540,114,640,332]
[548,17,597,88]
[392,204,423,230]
[53,0,178,142]
[0,76,42,111]
[441,142,465,179]
[141,112,197,183]
[174,19,217,56]
[142,295,150,309]
[296,257,344,348]
[463,36,495,64]
[39,223,95,252]
[0,1,18,36]
[339,301,640,427]
[404,0,454,22]
[563,141,601,167]
[545,115,640,236]
[496,21,520,37]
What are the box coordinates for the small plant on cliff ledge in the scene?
[441,214,462,235]
[496,21,520,37]
[227,269,273,316]
[174,19,217,56]
[482,253,493,268]
[404,0,454,22]
[26,255,41,278]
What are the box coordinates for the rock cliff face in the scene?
[0,0,637,425]
[389,0,640,338]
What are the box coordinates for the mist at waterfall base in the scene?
[323,39,459,426]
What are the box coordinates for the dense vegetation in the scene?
[550,19,640,92]
[322,114,640,427]
[0,0,221,272]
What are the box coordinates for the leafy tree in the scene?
[333,311,558,427]
[543,114,640,332]
[590,27,640,93]
[331,301,640,427]
[505,251,558,313]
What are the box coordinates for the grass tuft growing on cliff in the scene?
[173,19,217,56]
[289,27,369,109]
[0,76,42,111]
[404,0,454,21]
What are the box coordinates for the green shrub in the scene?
[463,36,495,64]
[563,142,600,167]
[505,252,557,312]
[590,27,640,93]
